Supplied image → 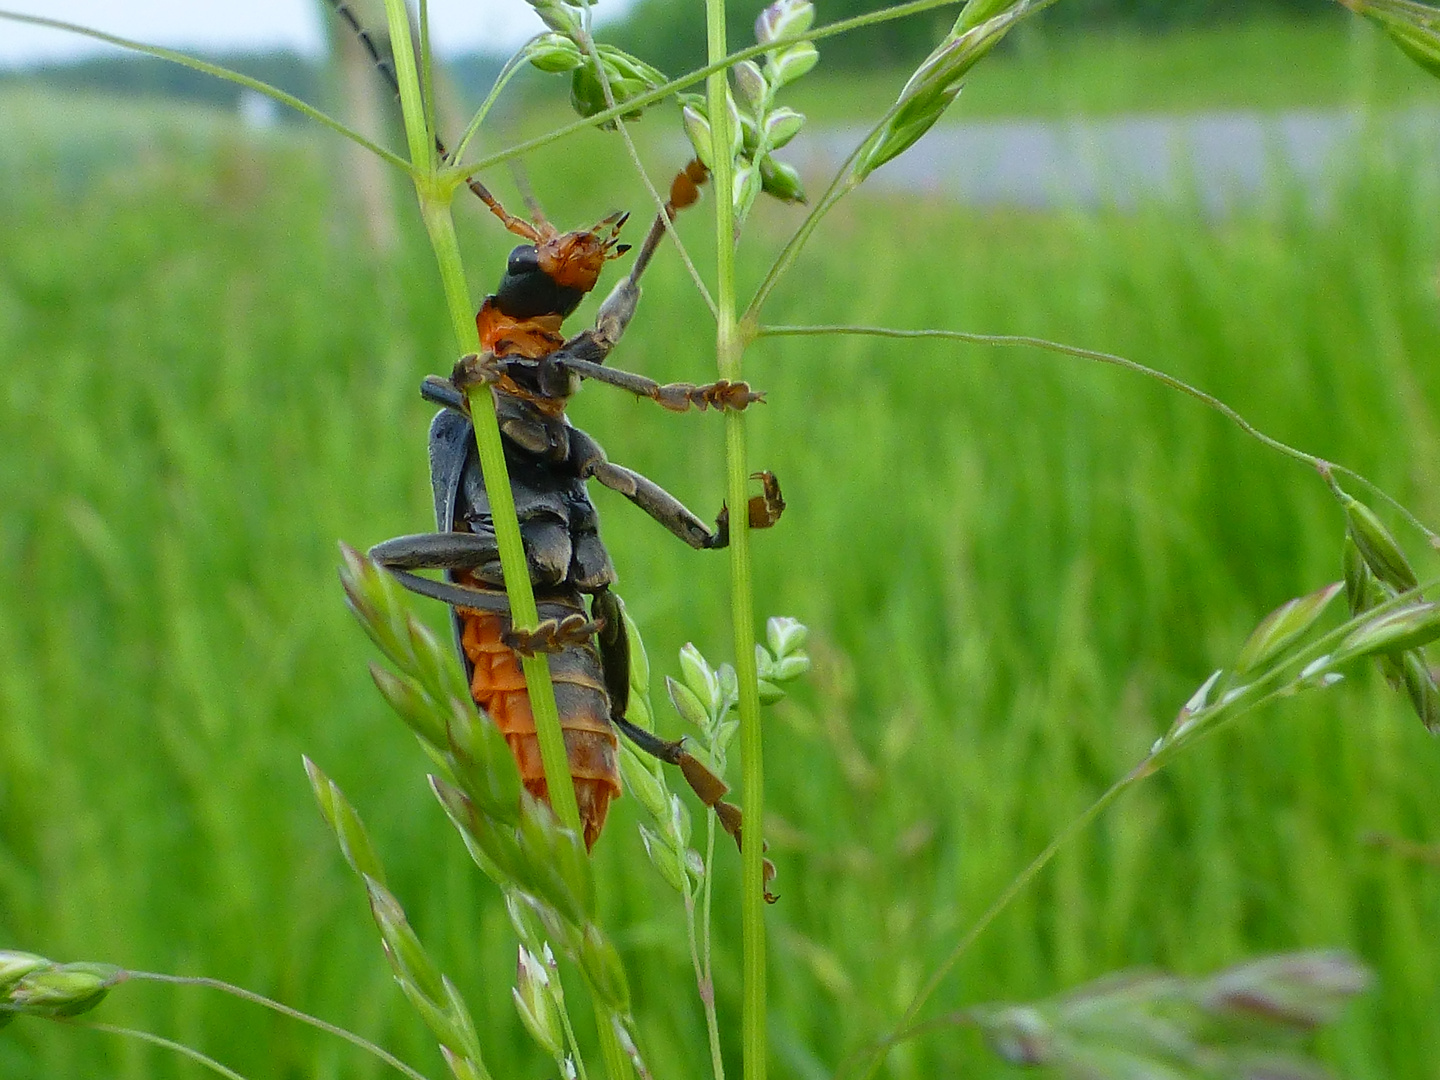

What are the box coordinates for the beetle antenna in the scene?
[322,0,545,242]
[508,158,552,232]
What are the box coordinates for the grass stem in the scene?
[452,0,967,178]
[702,1,768,1077]
[61,1020,257,1080]
[128,972,430,1080]
[384,0,583,835]
[757,323,1438,542]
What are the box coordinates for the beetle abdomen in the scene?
[457,590,620,851]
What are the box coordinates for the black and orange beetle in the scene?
[368,167,784,850]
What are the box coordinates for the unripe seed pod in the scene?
[1199,950,1371,1030]
[767,616,809,657]
[760,157,806,203]
[1233,583,1342,675]
[0,952,50,993]
[1400,651,1440,733]
[528,33,584,73]
[682,104,715,170]
[1344,497,1418,593]
[513,947,565,1059]
[769,42,819,87]
[764,106,806,149]
[755,0,815,45]
[638,824,688,893]
[1336,602,1440,661]
[1342,533,1373,616]
[666,675,710,731]
[679,643,721,716]
[733,60,769,112]
[7,963,121,1019]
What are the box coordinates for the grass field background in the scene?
[2,13,1440,1080]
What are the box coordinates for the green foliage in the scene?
[2,57,1439,1080]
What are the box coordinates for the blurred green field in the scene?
[3,21,1440,1080]
[780,13,1440,122]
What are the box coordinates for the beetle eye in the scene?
[507,245,540,276]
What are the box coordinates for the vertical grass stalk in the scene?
[381,0,582,837]
[703,1,768,1077]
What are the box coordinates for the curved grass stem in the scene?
[842,572,1439,1078]
[452,40,542,165]
[450,0,968,179]
[128,972,430,1080]
[757,324,1439,543]
[842,775,1135,1080]
[61,1021,254,1080]
[576,32,717,316]
[0,9,414,176]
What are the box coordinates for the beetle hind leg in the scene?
[593,588,777,901]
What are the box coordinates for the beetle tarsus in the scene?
[710,471,786,549]
[502,613,603,657]
[452,351,505,392]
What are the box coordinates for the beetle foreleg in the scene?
[555,356,764,413]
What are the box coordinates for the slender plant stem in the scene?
[743,0,1058,325]
[0,9,414,176]
[382,0,582,835]
[702,3,768,1079]
[557,994,592,1080]
[128,972,430,1080]
[449,0,968,179]
[451,41,541,165]
[702,814,724,1080]
[844,575,1440,1078]
[575,32,717,317]
[59,1020,254,1080]
[595,1004,633,1080]
[757,324,1439,543]
[845,774,1137,1080]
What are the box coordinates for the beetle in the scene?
[366,164,784,852]
[325,0,784,854]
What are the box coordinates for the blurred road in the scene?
[792,107,1440,210]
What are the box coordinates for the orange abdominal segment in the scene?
[457,595,620,851]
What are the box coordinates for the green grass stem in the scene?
[451,42,542,165]
[127,972,429,1080]
[0,9,412,176]
[61,1022,254,1080]
[701,2,768,1078]
[756,323,1439,543]
[381,0,582,837]
[454,0,967,179]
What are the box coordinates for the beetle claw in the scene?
[452,351,506,391]
[502,613,601,657]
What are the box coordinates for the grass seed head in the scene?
[1344,497,1419,594]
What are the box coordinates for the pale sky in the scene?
[0,0,633,68]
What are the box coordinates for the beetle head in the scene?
[491,212,631,321]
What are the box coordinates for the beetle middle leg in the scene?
[569,428,784,551]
